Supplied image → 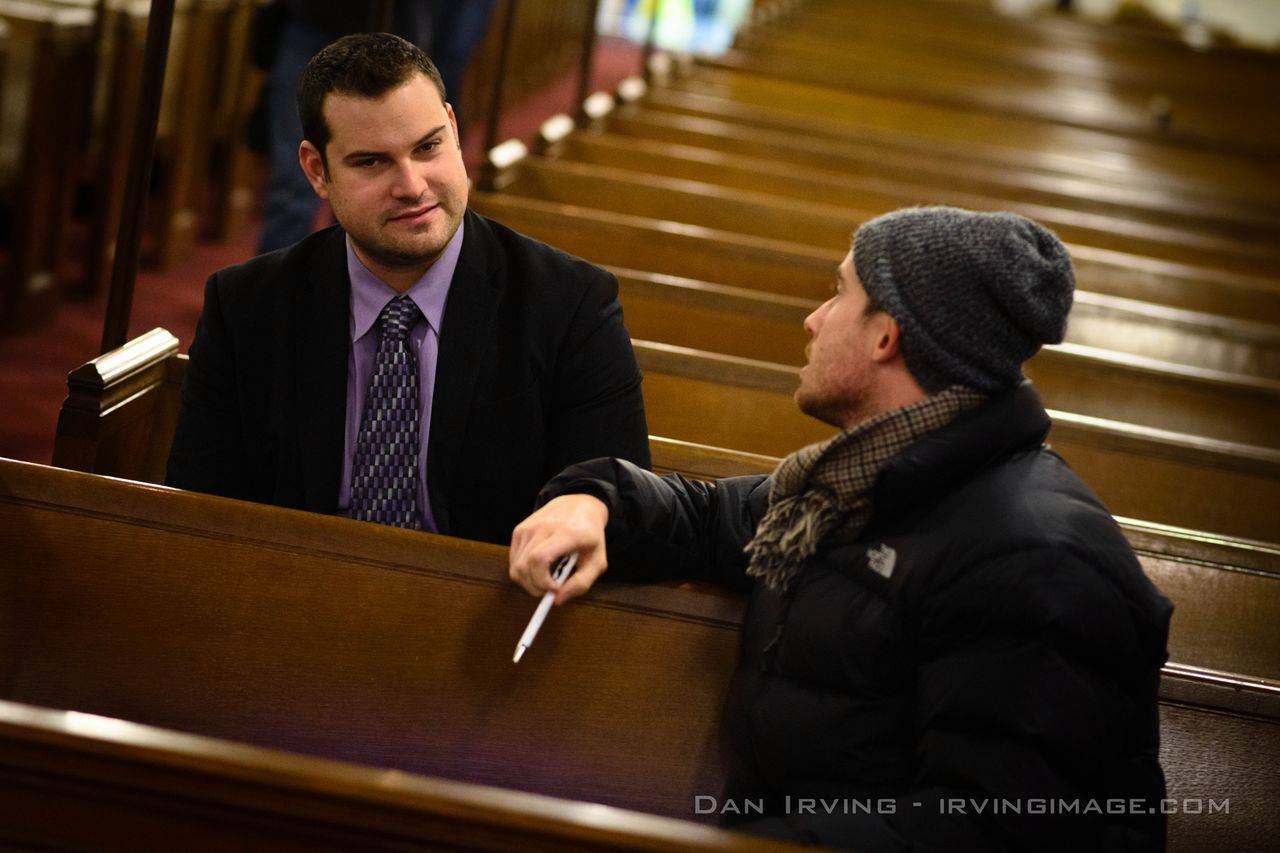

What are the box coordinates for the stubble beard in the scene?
[354,209,460,271]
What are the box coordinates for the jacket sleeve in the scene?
[539,457,770,593]
[165,273,249,499]
[754,545,1162,852]
[545,268,651,477]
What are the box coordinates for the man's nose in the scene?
[390,160,428,199]
[803,306,822,337]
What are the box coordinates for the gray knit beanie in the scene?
[852,206,1075,393]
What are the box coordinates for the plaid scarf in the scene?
[744,387,986,593]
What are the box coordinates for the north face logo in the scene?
[867,544,897,578]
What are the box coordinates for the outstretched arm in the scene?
[510,457,770,604]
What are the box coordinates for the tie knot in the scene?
[379,295,422,341]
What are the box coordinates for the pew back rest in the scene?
[2,459,1278,852]
[51,329,1280,681]
[0,458,743,820]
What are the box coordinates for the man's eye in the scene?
[354,159,378,168]
[418,141,441,152]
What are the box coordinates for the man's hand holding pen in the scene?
[509,494,611,606]
[508,494,611,663]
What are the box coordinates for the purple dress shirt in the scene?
[337,223,464,531]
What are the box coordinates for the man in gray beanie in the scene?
[510,207,1172,852]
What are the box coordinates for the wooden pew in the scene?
[0,697,789,850]
[75,0,146,297]
[696,8,1280,158]
[54,0,246,293]
[0,698,790,850]
[768,0,1279,89]
[51,327,1280,542]
[708,39,1278,158]
[734,5,1280,105]
[471,190,839,302]
[540,122,1280,273]
[47,329,1280,662]
[0,0,94,331]
[2,458,1277,852]
[471,193,1280,450]
[548,124,1280,250]
[51,325,1280,546]
[470,190,1280,329]
[632,339,1280,543]
[599,101,1280,259]
[0,458,774,839]
[148,0,234,269]
[635,73,1279,206]
[747,0,1280,101]
[612,266,1280,380]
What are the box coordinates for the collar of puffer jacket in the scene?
[868,380,1052,524]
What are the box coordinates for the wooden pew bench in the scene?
[612,266,1280,380]
[770,0,1278,91]
[0,699,791,851]
[0,458,789,847]
[628,78,1271,207]
[732,0,1280,134]
[702,45,1276,158]
[548,127,1280,250]
[732,7,1277,107]
[655,62,1280,198]
[473,191,1280,450]
[630,339,1280,543]
[49,330,1280,660]
[0,0,94,331]
[529,129,1280,278]
[2,458,1276,852]
[52,328,1280,543]
[470,189,1280,331]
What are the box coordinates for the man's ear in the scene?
[446,102,461,149]
[870,313,904,364]
[298,140,330,200]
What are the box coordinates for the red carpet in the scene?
[0,38,642,466]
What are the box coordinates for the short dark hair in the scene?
[297,33,447,162]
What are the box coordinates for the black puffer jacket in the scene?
[540,383,1172,852]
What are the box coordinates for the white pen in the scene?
[512,553,578,663]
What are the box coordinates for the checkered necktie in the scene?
[349,295,424,529]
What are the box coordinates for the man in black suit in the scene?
[167,33,650,545]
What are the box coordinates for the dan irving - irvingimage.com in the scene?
[694,796,1230,817]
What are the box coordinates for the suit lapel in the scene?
[292,227,351,513]
[427,210,503,533]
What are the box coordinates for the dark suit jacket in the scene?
[167,210,650,544]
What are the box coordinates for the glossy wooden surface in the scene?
[0,699,801,851]
[614,266,1280,379]
[632,340,1280,543]
[0,459,745,823]
[556,127,1278,248]
[46,332,1280,675]
[507,154,1280,279]
[51,329,1280,543]
[0,2,94,331]
[477,176,1280,445]
[471,190,1280,328]
[728,0,1280,156]
[1,458,1276,851]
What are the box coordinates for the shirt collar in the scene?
[346,219,465,342]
